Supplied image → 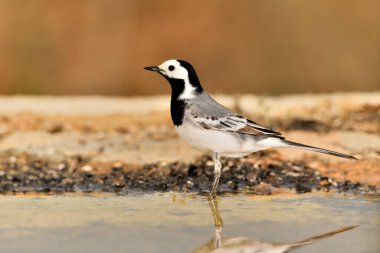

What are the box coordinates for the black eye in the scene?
[168,65,175,71]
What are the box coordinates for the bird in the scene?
[144,59,356,198]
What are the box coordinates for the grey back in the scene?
[188,92,235,118]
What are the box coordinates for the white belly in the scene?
[175,123,256,157]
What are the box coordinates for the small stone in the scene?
[236,174,244,180]
[292,165,302,172]
[81,165,93,172]
[159,161,168,166]
[9,156,17,164]
[171,185,180,192]
[246,172,256,183]
[286,172,300,177]
[222,167,230,173]
[252,182,272,195]
[319,179,330,187]
[205,161,213,166]
[57,163,66,170]
[182,185,190,193]
[47,123,63,134]
[112,162,124,169]
[62,178,73,185]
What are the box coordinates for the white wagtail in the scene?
[144,59,356,198]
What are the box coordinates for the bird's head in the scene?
[144,59,203,99]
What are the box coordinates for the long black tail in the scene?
[282,140,357,160]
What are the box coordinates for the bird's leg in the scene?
[209,152,221,199]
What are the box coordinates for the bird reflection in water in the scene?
[192,198,357,253]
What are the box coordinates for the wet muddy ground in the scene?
[0,151,377,195]
[0,93,379,194]
[0,94,379,252]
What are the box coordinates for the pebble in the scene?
[9,156,17,164]
[252,182,272,195]
[81,165,93,172]
[57,164,66,170]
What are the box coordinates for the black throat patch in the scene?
[170,96,187,126]
[164,77,187,126]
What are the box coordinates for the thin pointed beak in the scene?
[144,66,161,72]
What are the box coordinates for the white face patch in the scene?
[158,59,197,100]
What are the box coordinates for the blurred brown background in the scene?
[0,0,379,96]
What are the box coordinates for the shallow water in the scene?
[0,192,379,253]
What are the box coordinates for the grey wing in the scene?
[189,93,284,139]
